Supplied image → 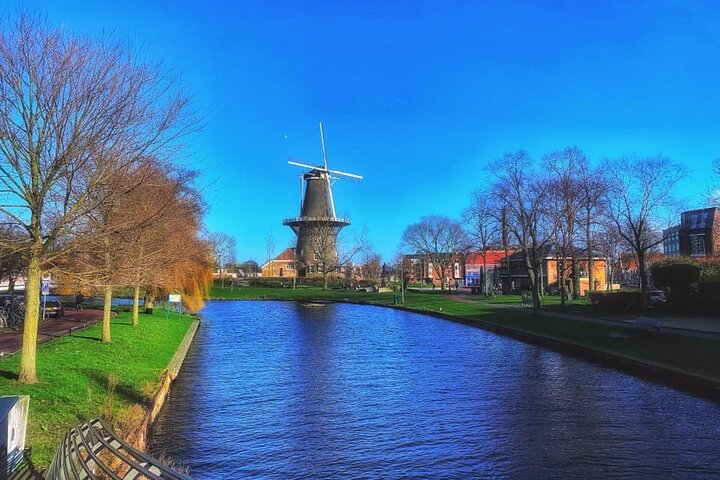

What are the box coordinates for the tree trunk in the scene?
[323,272,329,290]
[220,268,225,288]
[145,289,156,314]
[524,250,542,315]
[8,275,15,294]
[571,256,580,299]
[586,214,594,294]
[132,284,140,326]
[638,250,649,314]
[18,252,42,383]
[559,257,567,310]
[102,284,112,343]
[482,256,488,295]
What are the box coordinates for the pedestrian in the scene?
[75,292,84,311]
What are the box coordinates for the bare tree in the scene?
[207,232,237,288]
[401,215,472,291]
[577,159,609,294]
[463,189,501,294]
[306,223,367,289]
[489,151,554,313]
[544,147,586,304]
[0,225,27,293]
[604,156,686,313]
[0,16,194,382]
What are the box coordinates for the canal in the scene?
[149,301,720,479]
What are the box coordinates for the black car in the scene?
[42,300,64,318]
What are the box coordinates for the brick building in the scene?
[663,207,720,259]
[499,250,607,296]
[261,247,297,278]
[464,250,512,291]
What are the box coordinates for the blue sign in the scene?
[41,279,50,296]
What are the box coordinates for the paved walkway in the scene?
[0,309,102,358]
[495,302,720,339]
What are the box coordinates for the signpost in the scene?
[41,276,50,322]
[167,293,182,320]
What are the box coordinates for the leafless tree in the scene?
[604,156,686,313]
[306,223,367,289]
[544,147,586,304]
[489,151,554,313]
[401,215,472,291]
[577,159,610,295]
[0,225,27,293]
[463,189,501,294]
[0,15,194,382]
[207,232,237,288]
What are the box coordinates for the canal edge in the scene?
[126,317,201,451]
[389,304,720,400]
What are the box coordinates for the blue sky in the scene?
[17,0,720,262]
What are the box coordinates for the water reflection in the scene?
[150,301,720,479]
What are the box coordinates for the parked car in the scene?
[647,290,667,308]
[42,300,64,318]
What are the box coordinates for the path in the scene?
[450,295,720,340]
[0,309,102,358]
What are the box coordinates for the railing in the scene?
[46,419,191,480]
[282,216,350,225]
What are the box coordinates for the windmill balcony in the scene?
[283,216,351,226]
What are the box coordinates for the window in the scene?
[691,234,706,256]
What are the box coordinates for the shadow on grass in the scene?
[86,370,150,407]
[0,368,18,380]
[70,334,101,342]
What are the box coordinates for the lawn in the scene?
[0,310,194,470]
[212,284,720,382]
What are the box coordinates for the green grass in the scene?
[0,310,194,469]
[212,284,720,381]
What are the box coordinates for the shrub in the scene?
[588,291,643,313]
[650,257,700,310]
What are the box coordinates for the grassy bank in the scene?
[0,310,194,469]
[211,284,720,384]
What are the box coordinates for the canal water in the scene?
[149,301,720,479]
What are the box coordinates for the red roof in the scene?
[466,250,513,266]
[274,247,296,262]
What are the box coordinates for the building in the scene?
[282,123,361,277]
[499,250,607,296]
[403,254,465,287]
[663,207,720,259]
[464,250,512,291]
[261,248,297,278]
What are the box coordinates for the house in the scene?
[663,207,720,259]
[499,249,607,296]
[464,250,512,291]
[403,253,465,287]
[261,248,297,278]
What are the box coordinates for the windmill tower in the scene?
[283,122,363,277]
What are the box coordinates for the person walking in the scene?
[75,293,84,311]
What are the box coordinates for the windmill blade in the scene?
[326,168,363,180]
[288,160,363,180]
[288,160,321,170]
[319,121,328,170]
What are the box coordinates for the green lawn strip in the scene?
[0,310,194,470]
[214,285,720,381]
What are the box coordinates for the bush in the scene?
[698,282,720,313]
[588,291,643,313]
[650,257,700,310]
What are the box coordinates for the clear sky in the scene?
[16,0,720,262]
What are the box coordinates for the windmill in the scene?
[283,122,363,277]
